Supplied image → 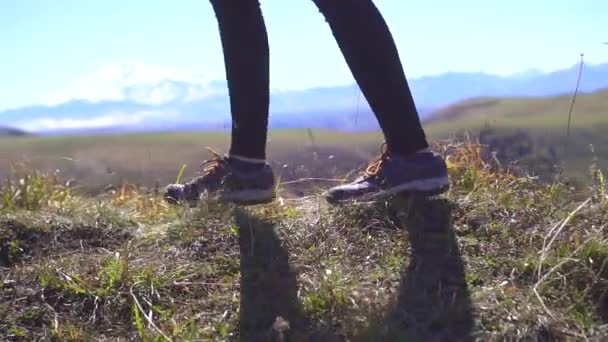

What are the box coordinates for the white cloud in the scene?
[42,61,225,106]
[16,109,170,131]
[125,82,182,105]
[183,83,226,102]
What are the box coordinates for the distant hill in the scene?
[423,88,608,183]
[424,88,608,133]
[0,127,29,137]
[1,63,607,134]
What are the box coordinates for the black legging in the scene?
[209,0,429,160]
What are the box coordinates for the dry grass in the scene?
[1,138,608,341]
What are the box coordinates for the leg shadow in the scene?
[389,197,474,341]
[235,207,307,342]
[357,197,475,341]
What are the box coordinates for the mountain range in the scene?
[1,62,607,135]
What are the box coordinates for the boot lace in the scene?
[362,143,389,178]
[200,147,225,177]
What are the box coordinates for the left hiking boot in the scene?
[164,148,276,206]
[325,144,450,204]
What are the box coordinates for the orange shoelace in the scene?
[200,147,225,177]
[199,144,391,179]
[362,143,390,178]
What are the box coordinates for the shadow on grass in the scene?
[358,197,475,341]
[234,196,474,341]
[235,207,336,341]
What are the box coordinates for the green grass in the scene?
[425,89,608,132]
[1,140,608,340]
[423,88,608,183]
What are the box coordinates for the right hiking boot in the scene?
[164,148,276,206]
[325,143,450,204]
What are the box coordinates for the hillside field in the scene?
[0,130,386,197]
[424,88,608,182]
[2,139,608,340]
[2,89,607,194]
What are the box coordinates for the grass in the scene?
[425,89,608,132]
[423,88,608,183]
[2,138,608,341]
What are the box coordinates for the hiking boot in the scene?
[325,143,450,204]
[164,148,275,206]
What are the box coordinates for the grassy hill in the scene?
[423,88,608,183]
[0,88,606,193]
[1,141,607,340]
[424,88,608,131]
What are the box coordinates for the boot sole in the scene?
[326,176,450,205]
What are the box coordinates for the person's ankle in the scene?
[388,145,431,158]
[226,154,267,171]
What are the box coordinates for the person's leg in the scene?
[312,0,428,157]
[164,0,275,206]
[211,0,270,161]
[312,0,450,202]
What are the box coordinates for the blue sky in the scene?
[2,0,607,111]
